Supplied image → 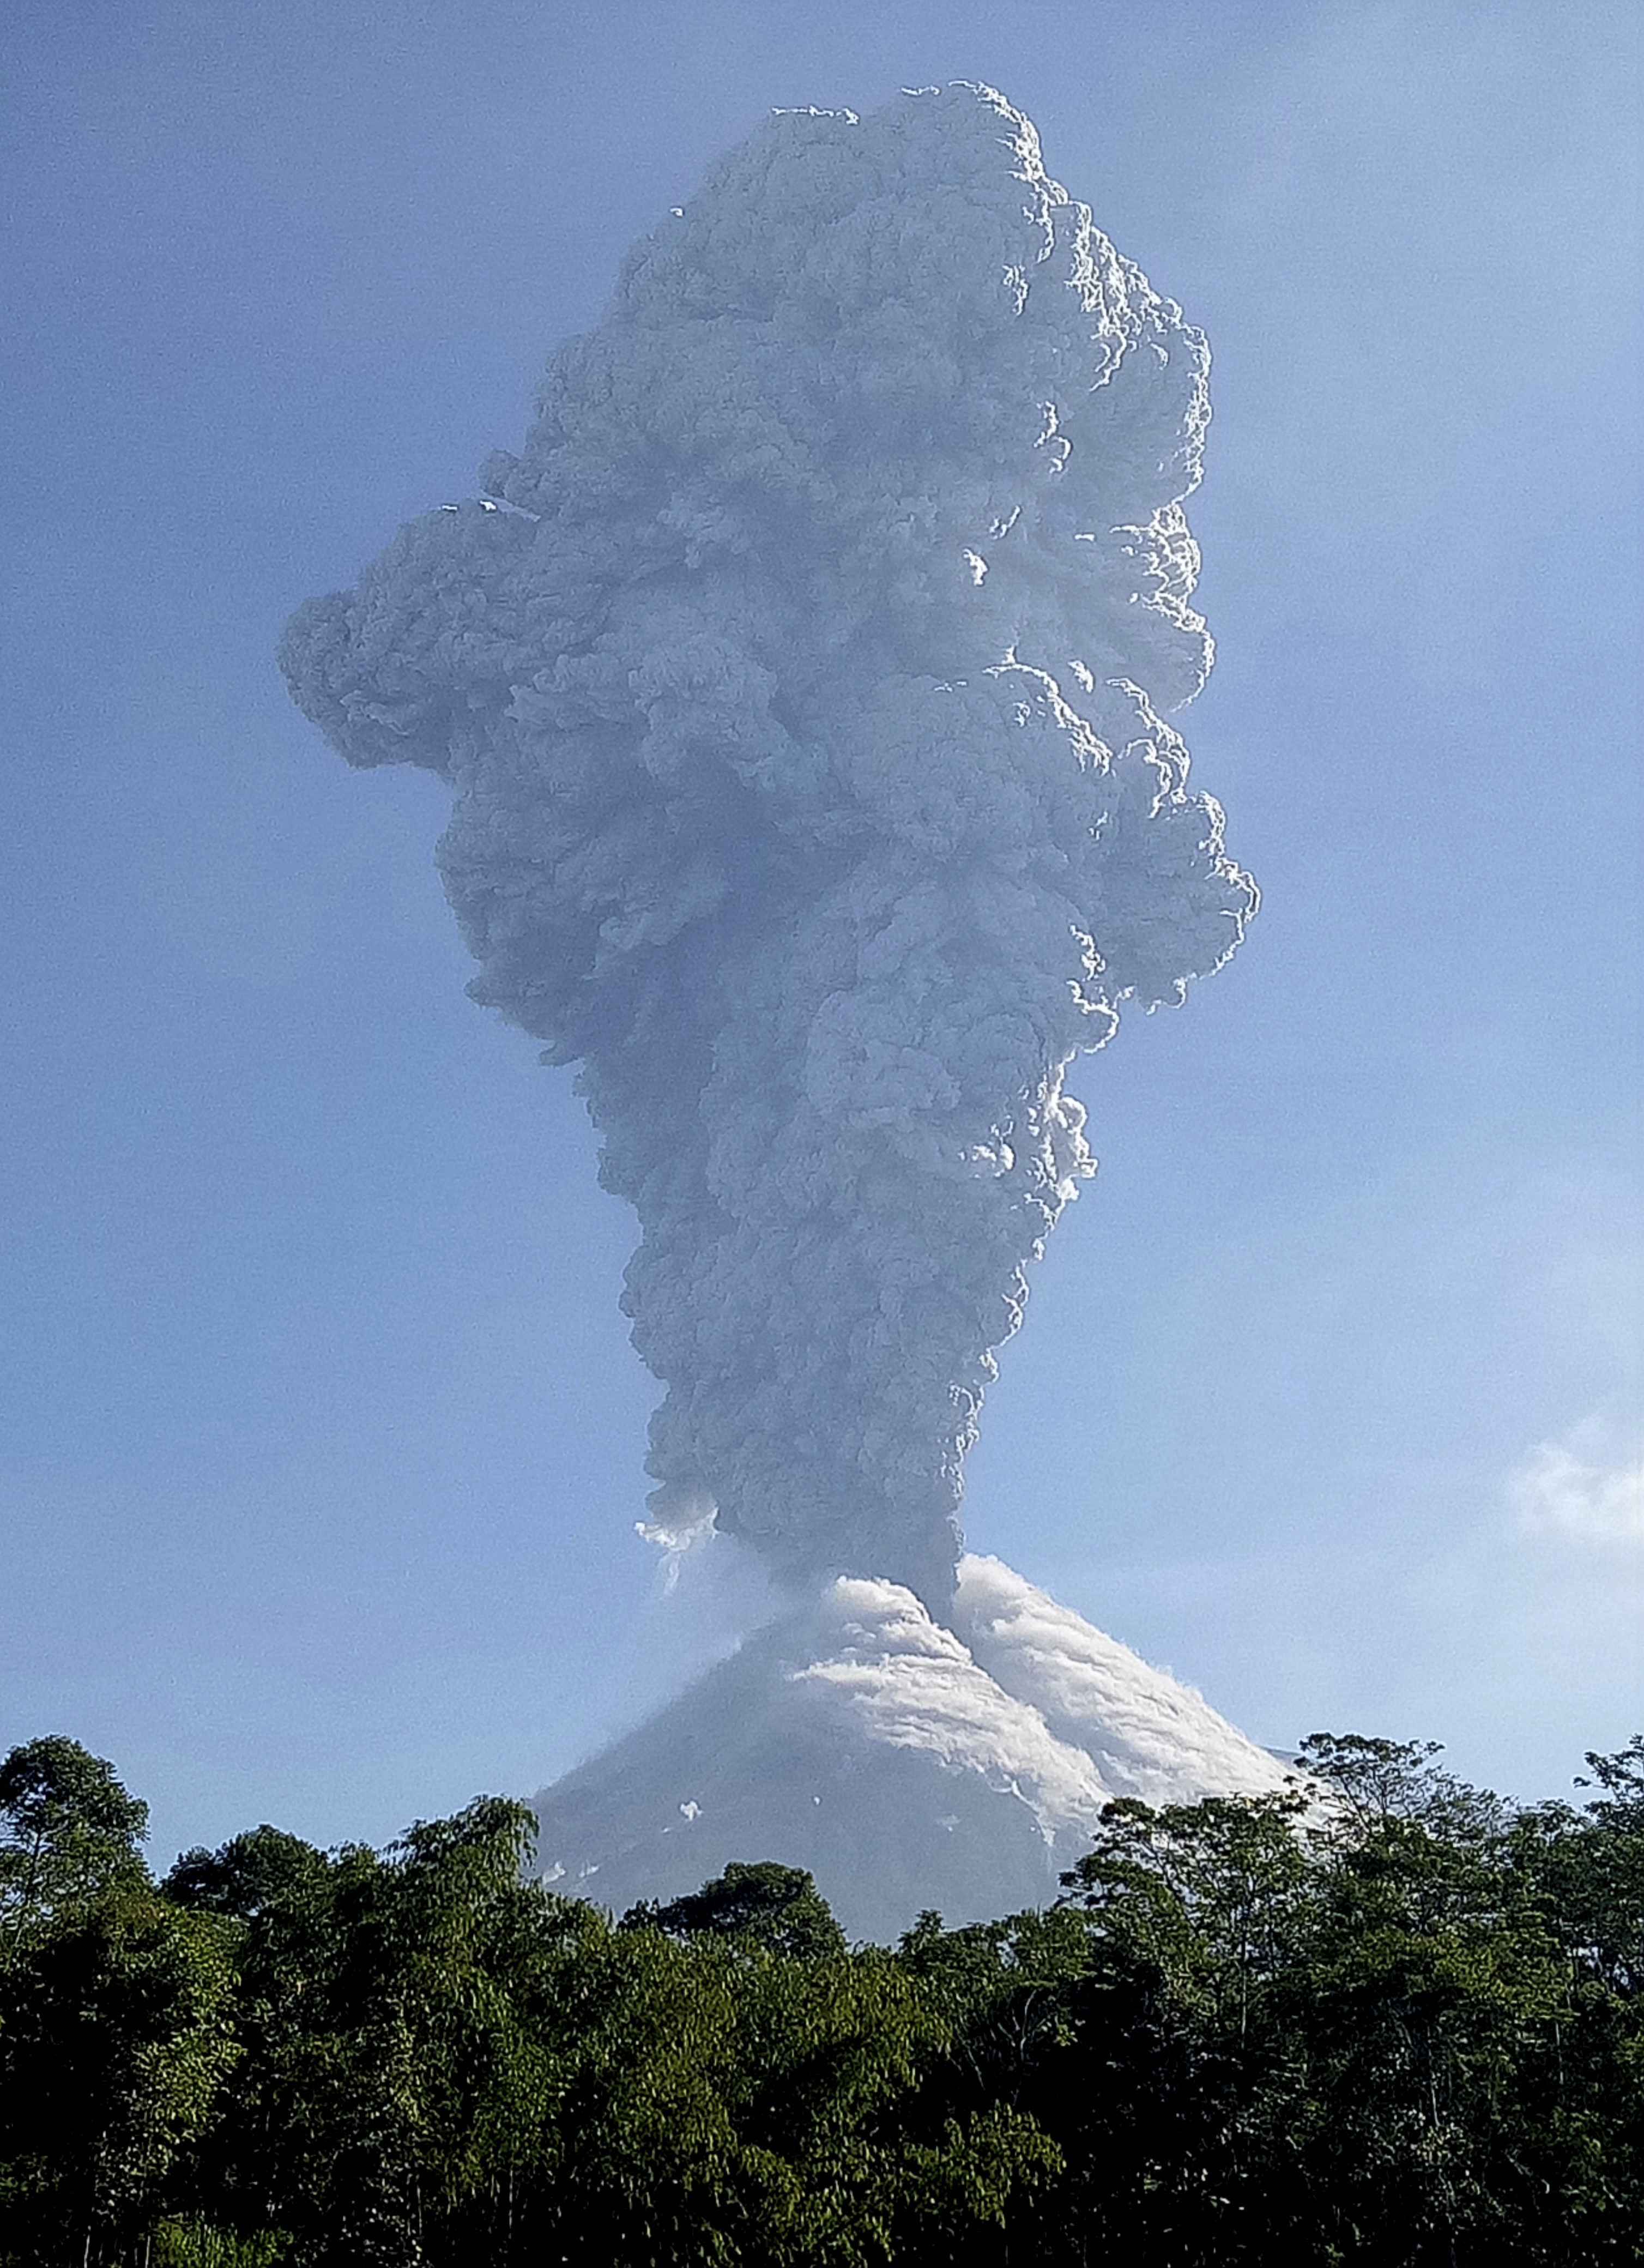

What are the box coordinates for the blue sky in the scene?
[2,0,1639,1869]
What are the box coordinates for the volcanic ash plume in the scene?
[281,85,1254,1610]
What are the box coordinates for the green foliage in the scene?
[1,1734,150,1968]
[624,1859,850,1960]
[553,1880,1052,2261]
[165,1826,333,1922]
[1,1731,1639,2265]
[0,1884,240,2265]
[1060,1786,1312,2031]
[151,2226,288,2267]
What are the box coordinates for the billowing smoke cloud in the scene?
[281,85,1254,1612]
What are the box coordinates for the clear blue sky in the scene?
[2,0,1639,1871]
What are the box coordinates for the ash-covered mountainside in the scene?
[530,1558,1290,1943]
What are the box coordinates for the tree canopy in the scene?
[1,1730,1638,2265]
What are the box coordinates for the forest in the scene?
[1,1727,1639,2265]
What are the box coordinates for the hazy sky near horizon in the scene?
[2,0,1639,1873]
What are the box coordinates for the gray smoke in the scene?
[280,85,1254,1612]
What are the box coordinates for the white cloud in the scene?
[1511,1441,1644,1546]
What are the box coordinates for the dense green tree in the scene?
[992,1789,1317,2265]
[549,1900,1051,2264]
[1562,1735,1644,1997]
[2,1730,1638,2264]
[0,1883,239,2265]
[1296,1729,1510,1839]
[625,1860,850,1961]
[177,1799,579,2265]
[1060,1787,1312,2036]
[165,1826,334,1924]
[0,1736,150,1968]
